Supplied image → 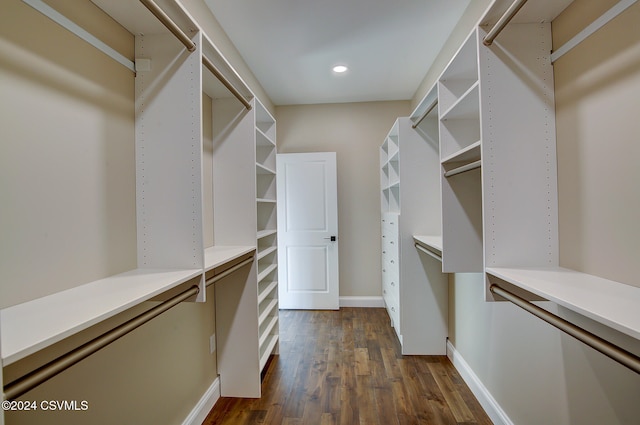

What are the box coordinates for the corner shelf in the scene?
[486,267,640,340]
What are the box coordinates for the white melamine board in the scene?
[135,32,204,270]
[259,316,278,347]
[257,229,277,240]
[480,0,574,26]
[479,24,558,269]
[258,264,278,283]
[258,281,278,304]
[379,118,447,354]
[259,334,278,371]
[441,141,481,164]
[255,103,276,141]
[211,98,255,246]
[204,246,256,272]
[258,298,278,326]
[91,0,196,36]
[1,268,201,365]
[214,261,261,397]
[441,167,484,273]
[257,246,278,261]
[413,235,443,255]
[486,267,640,340]
[440,82,480,120]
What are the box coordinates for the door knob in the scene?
[324,236,337,241]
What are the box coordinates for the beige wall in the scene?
[276,101,410,297]
[554,0,640,287]
[447,1,640,424]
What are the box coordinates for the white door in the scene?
[277,152,339,309]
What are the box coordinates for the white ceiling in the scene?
[204,0,473,106]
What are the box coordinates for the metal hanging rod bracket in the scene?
[490,284,640,375]
[414,243,442,262]
[483,0,529,46]
[412,98,438,129]
[3,284,200,400]
[444,159,481,178]
[139,0,196,52]
[202,55,252,111]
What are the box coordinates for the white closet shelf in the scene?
[258,264,278,283]
[259,315,278,347]
[441,140,481,164]
[487,267,640,340]
[440,82,480,121]
[259,333,278,371]
[413,235,443,256]
[256,163,276,175]
[258,298,278,326]
[1,267,201,365]
[258,281,278,304]
[256,198,277,204]
[256,128,276,147]
[257,229,277,240]
[257,246,277,261]
[204,245,256,272]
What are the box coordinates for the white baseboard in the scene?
[446,340,513,425]
[182,377,220,425]
[339,296,384,308]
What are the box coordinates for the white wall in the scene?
[276,101,410,298]
[446,1,640,424]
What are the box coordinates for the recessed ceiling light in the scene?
[332,65,348,73]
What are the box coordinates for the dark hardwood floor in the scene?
[203,308,492,425]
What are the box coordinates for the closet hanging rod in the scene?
[483,0,529,46]
[490,285,640,375]
[444,159,481,178]
[139,0,196,52]
[202,56,253,111]
[3,285,200,401]
[412,98,438,129]
[205,256,254,287]
[414,243,442,262]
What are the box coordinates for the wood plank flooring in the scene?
[203,308,492,425]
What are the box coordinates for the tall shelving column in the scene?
[254,99,279,373]
[438,29,483,273]
[380,117,448,355]
[135,30,205,299]
[411,84,444,260]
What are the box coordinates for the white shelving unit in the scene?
[410,84,444,265]
[254,100,279,373]
[476,0,640,340]
[379,117,447,355]
[1,0,279,401]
